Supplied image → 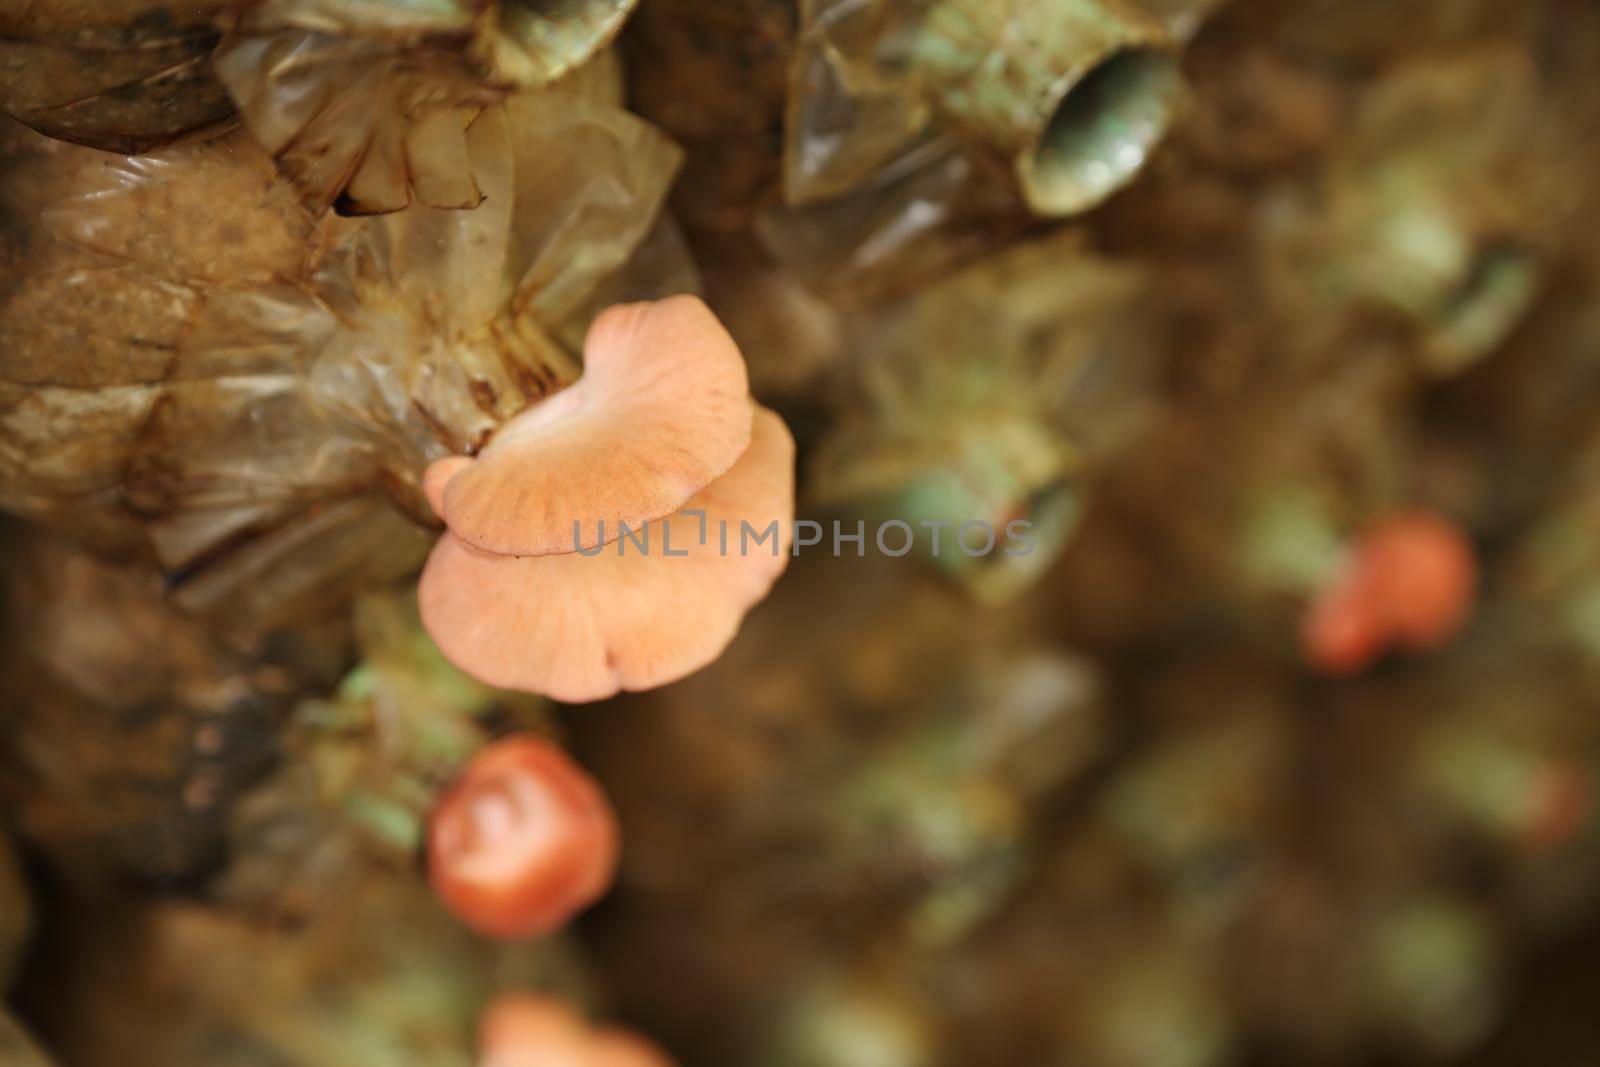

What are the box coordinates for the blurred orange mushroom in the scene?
[1302,510,1477,676]
[434,295,754,557]
[479,994,676,1067]
[421,406,795,701]
[428,736,618,939]
[1362,512,1477,652]
[1301,563,1387,677]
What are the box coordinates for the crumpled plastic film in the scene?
[784,0,930,206]
[780,0,1196,221]
[0,2,236,153]
[213,0,640,212]
[0,86,685,625]
[759,134,1027,304]
[212,28,497,215]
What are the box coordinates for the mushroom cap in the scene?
[427,736,619,940]
[436,295,753,557]
[590,1030,677,1067]
[424,455,473,519]
[479,995,676,1067]
[479,995,594,1067]
[1301,560,1385,677]
[1363,512,1476,651]
[1301,511,1476,676]
[420,405,795,701]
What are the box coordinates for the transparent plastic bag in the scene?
[0,84,686,625]
[0,2,235,152]
[214,0,640,212]
[808,232,1161,601]
[784,0,929,206]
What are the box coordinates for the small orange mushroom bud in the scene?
[479,995,594,1067]
[428,737,618,940]
[1520,764,1592,854]
[434,295,754,557]
[589,1030,677,1067]
[420,405,795,701]
[1361,511,1477,652]
[1302,510,1477,676]
[1301,563,1386,677]
[479,994,676,1067]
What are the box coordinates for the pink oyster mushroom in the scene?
[420,295,795,701]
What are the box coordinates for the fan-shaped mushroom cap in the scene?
[420,405,795,701]
[427,736,619,940]
[424,456,474,520]
[436,295,753,557]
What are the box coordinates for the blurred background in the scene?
[4,0,1600,1065]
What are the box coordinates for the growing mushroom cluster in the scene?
[9,3,1600,1067]
[420,296,796,701]
[429,736,620,939]
[0,78,690,624]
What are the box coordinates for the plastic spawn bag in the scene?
[759,132,1029,305]
[0,83,689,627]
[214,0,642,213]
[0,1,641,213]
[0,2,237,153]
[808,232,1161,602]
[783,0,930,207]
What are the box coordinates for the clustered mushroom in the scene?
[1302,510,1478,676]
[419,294,797,702]
[428,735,619,939]
[479,993,675,1067]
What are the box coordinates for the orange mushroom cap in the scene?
[428,736,619,940]
[425,455,473,519]
[479,995,676,1067]
[588,1031,677,1067]
[480,995,596,1067]
[1301,561,1386,677]
[420,405,795,701]
[1302,510,1477,676]
[1361,511,1477,652]
[1521,764,1592,854]
[434,295,753,557]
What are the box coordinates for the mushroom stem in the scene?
[908,0,1185,216]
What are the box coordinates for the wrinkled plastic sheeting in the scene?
[815,231,1159,487]
[0,2,236,153]
[254,0,639,84]
[215,0,640,212]
[0,90,686,626]
[784,0,930,207]
[760,134,1028,305]
[764,0,1037,304]
[214,28,496,215]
